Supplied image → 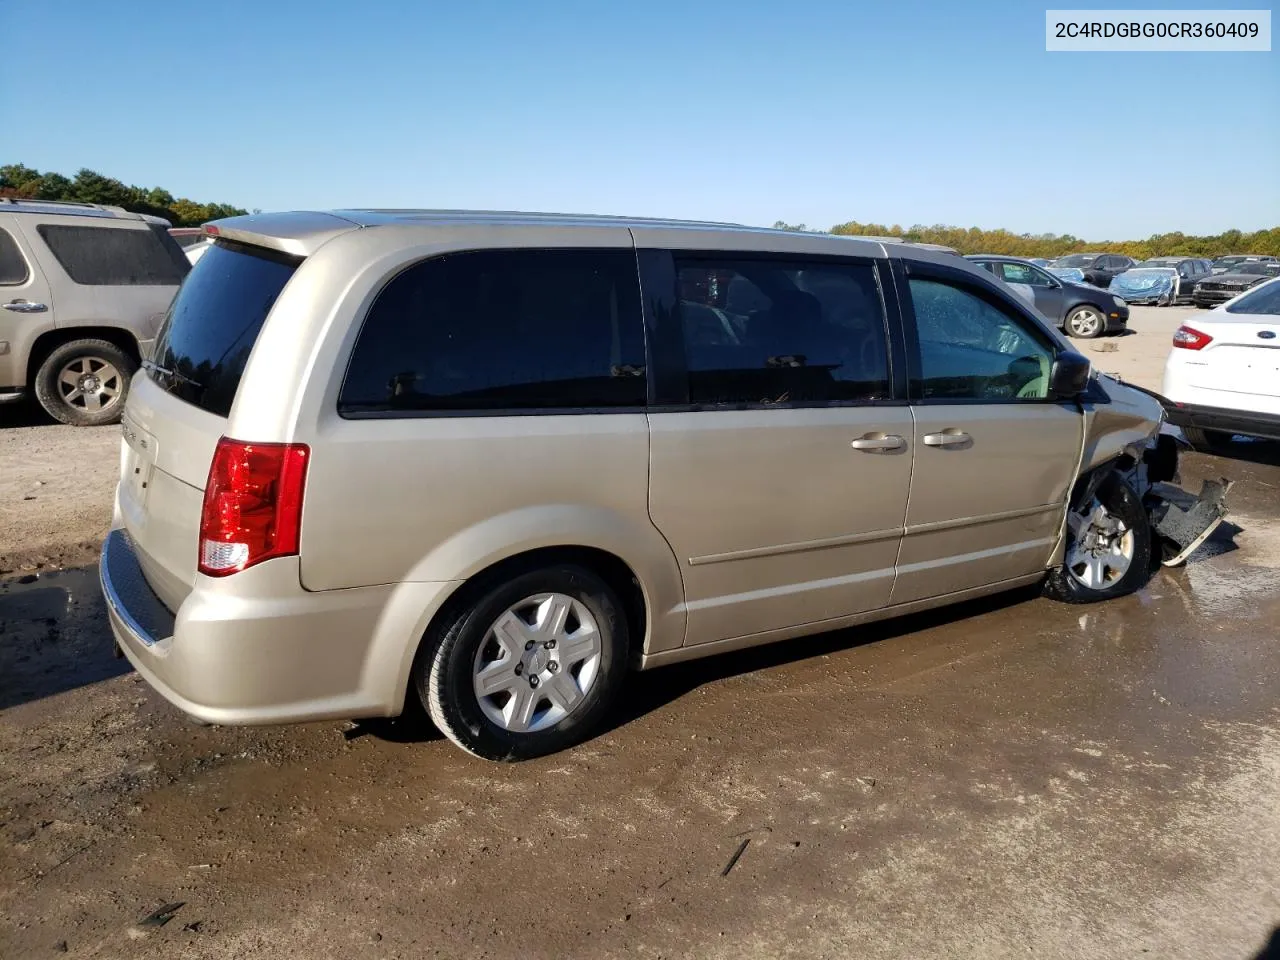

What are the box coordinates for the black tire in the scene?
[1043,474,1152,604]
[33,338,136,426]
[1181,425,1233,452]
[416,565,628,761]
[1065,305,1105,339]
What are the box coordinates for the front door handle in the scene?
[851,434,905,452]
[922,430,972,448]
[3,300,48,313]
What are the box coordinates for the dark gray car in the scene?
[1193,260,1280,307]
[967,255,1129,338]
[1048,252,1136,288]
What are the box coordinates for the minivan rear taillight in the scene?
[1172,325,1213,350]
[198,438,309,577]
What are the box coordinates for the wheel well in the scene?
[410,545,649,690]
[1067,301,1105,316]
[27,327,141,383]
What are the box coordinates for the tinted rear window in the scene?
[0,227,28,285]
[36,223,188,285]
[339,248,647,415]
[149,241,299,417]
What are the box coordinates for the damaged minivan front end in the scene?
[1063,371,1232,581]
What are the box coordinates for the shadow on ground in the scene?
[0,400,55,429]
[0,566,128,710]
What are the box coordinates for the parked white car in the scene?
[1162,276,1280,450]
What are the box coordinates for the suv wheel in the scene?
[34,339,136,426]
[1065,306,1104,339]
[1043,473,1152,604]
[417,565,628,760]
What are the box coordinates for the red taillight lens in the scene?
[198,438,309,577]
[1172,325,1213,350]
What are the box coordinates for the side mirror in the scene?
[1048,351,1091,399]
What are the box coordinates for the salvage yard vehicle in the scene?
[967,254,1129,338]
[1109,264,1183,306]
[0,198,189,424]
[101,211,1228,760]
[1049,253,1136,288]
[1162,276,1280,449]
[1192,260,1280,308]
[1211,254,1277,275]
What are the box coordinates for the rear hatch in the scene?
[118,240,301,610]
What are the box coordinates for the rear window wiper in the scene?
[142,359,203,388]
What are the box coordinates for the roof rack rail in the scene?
[0,197,131,214]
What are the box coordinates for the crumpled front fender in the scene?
[1080,376,1165,472]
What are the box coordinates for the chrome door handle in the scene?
[851,434,905,451]
[3,300,48,313]
[922,431,972,447]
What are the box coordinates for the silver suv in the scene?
[0,199,188,425]
[101,210,1208,761]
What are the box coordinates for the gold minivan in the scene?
[101,211,1200,759]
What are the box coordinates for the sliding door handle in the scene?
[851,434,905,452]
[922,430,972,448]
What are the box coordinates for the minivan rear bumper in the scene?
[100,528,417,725]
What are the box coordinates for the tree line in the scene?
[0,164,248,227]
[5,162,1275,256]
[774,220,1280,260]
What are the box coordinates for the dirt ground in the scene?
[3,305,1279,960]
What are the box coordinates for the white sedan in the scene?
[1162,276,1280,450]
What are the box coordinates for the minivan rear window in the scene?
[149,241,300,417]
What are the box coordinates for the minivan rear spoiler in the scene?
[203,211,364,258]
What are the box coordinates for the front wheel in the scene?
[416,565,628,760]
[1065,306,1105,339]
[1044,474,1152,604]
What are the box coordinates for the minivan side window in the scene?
[0,227,29,285]
[340,249,647,415]
[36,224,188,286]
[908,278,1055,401]
[671,257,890,405]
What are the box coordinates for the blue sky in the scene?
[4,0,1277,238]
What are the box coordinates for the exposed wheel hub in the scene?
[1066,498,1135,589]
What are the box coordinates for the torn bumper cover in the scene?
[1147,478,1233,567]
[1111,433,1233,567]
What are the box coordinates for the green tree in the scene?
[0,163,247,225]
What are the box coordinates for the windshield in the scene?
[1054,255,1096,267]
[1226,279,1280,315]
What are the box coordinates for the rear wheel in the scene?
[1044,474,1152,604]
[33,339,135,426]
[1065,306,1104,339]
[416,565,628,760]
